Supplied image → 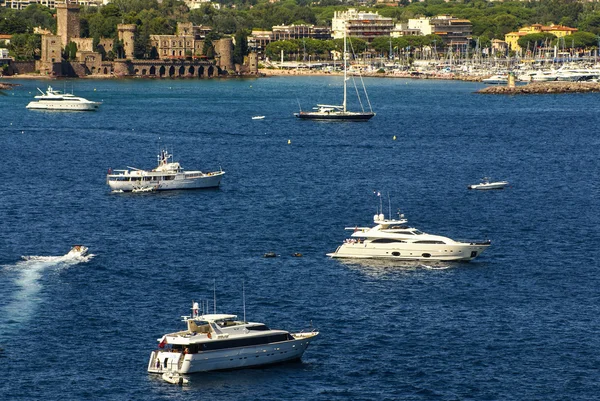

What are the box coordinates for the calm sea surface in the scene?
[1,76,599,400]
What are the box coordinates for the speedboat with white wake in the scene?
[66,245,88,257]
[21,245,90,261]
[148,302,318,374]
[26,86,101,111]
[107,149,224,192]
[327,212,490,262]
[468,178,509,190]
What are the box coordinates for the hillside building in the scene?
[505,24,578,52]
[331,9,394,43]
[248,25,331,56]
[407,15,472,49]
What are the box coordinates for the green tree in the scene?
[233,30,248,65]
[517,32,556,50]
[113,38,125,59]
[559,31,598,49]
[8,33,40,60]
[63,41,78,60]
[134,32,150,59]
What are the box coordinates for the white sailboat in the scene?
[294,25,375,121]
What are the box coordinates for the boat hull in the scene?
[468,182,508,190]
[294,112,375,121]
[26,101,100,111]
[148,333,317,374]
[107,171,224,192]
[327,242,490,261]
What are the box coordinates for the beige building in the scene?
[505,24,578,52]
[407,15,472,47]
[150,23,212,59]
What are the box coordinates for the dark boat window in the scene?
[246,324,270,331]
[371,239,406,243]
[201,334,289,351]
[414,240,446,244]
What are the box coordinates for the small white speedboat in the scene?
[482,74,508,85]
[252,116,265,120]
[468,178,509,190]
[162,372,188,385]
[131,185,158,193]
[67,245,89,257]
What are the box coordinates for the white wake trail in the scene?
[1,250,95,334]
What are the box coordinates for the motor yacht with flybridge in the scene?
[106,149,224,192]
[26,86,101,111]
[148,302,318,375]
[327,210,490,262]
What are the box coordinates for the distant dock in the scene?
[477,82,600,95]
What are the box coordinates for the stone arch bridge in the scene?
[89,59,224,78]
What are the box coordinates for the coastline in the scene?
[3,69,484,82]
[258,68,483,81]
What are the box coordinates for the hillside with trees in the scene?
[3,0,600,60]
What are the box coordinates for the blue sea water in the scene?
[0,76,599,400]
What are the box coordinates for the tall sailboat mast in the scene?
[343,24,347,113]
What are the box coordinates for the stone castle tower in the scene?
[117,24,136,59]
[56,1,81,48]
[247,52,258,74]
[214,38,234,71]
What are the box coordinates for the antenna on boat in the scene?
[387,192,391,220]
[242,280,246,323]
[213,279,216,314]
[296,98,302,112]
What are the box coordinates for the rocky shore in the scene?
[258,68,483,81]
[477,81,600,95]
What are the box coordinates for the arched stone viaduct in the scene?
[88,60,223,78]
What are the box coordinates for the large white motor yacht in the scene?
[106,149,224,192]
[26,86,101,111]
[327,213,491,262]
[148,303,318,374]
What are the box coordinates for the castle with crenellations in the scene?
[37,1,258,78]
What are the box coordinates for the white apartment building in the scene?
[331,8,394,43]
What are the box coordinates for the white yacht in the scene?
[468,178,509,190]
[327,213,490,262]
[26,86,101,111]
[148,303,318,374]
[482,74,508,85]
[106,149,224,192]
